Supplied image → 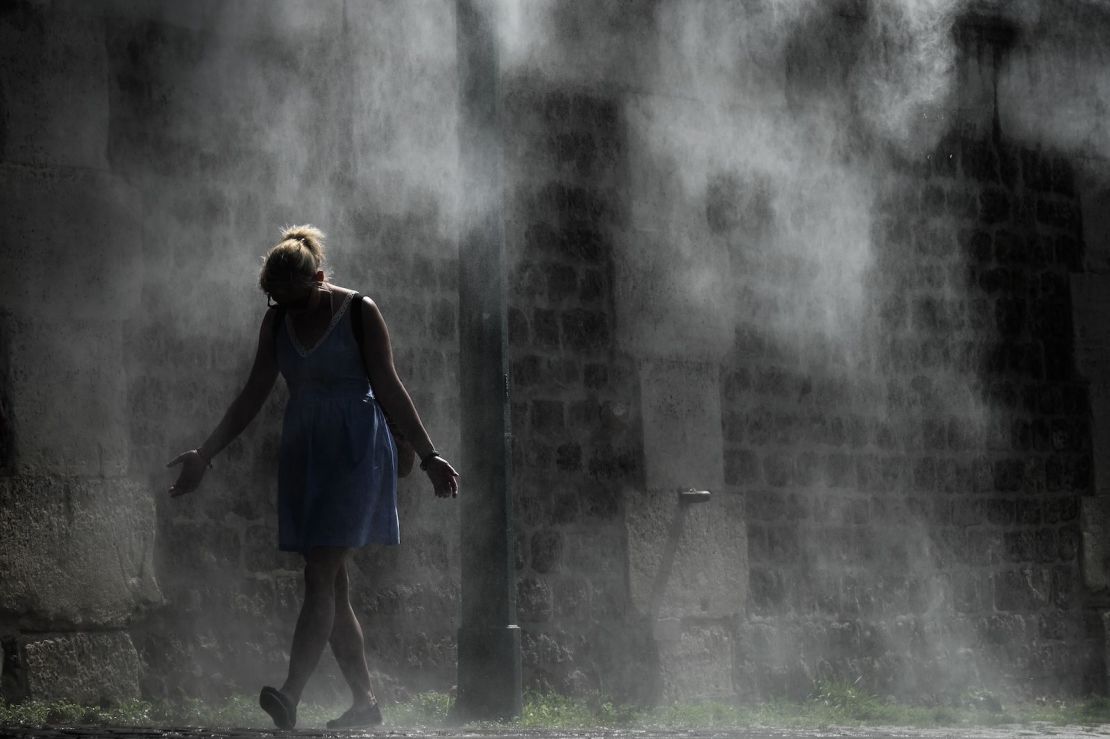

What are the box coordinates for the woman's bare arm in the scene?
[169,310,280,496]
[358,296,459,497]
[197,309,281,463]
[357,297,436,459]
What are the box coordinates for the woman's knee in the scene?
[333,562,350,602]
[303,547,349,591]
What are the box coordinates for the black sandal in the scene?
[326,701,383,729]
[259,685,297,730]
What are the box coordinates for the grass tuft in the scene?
[382,691,453,727]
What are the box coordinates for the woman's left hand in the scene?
[425,456,460,498]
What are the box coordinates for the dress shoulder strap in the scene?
[350,292,364,350]
[349,292,371,379]
[270,306,286,359]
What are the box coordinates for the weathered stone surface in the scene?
[1071,274,1110,374]
[653,618,734,702]
[0,161,140,478]
[626,356,744,623]
[0,165,141,321]
[1070,275,1110,497]
[637,360,726,493]
[613,229,733,361]
[19,630,141,703]
[3,317,131,477]
[0,625,140,701]
[1082,497,1110,592]
[1078,183,1110,270]
[0,476,162,628]
[0,3,109,170]
[626,487,746,620]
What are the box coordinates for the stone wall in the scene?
[3,0,1110,710]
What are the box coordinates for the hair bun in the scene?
[280,224,326,262]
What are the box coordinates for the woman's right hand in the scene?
[167,449,209,497]
[425,455,460,499]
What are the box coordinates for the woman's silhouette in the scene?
[167,225,459,729]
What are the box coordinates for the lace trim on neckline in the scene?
[286,291,355,358]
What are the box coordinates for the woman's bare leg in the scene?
[279,546,349,704]
[328,562,377,707]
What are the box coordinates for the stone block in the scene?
[546,264,578,301]
[530,529,563,573]
[12,631,141,704]
[552,576,589,621]
[513,355,541,387]
[560,309,609,352]
[1082,497,1110,591]
[518,577,553,623]
[532,309,560,347]
[724,449,760,486]
[637,359,725,493]
[3,316,130,476]
[1078,184,1110,270]
[626,486,746,620]
[978,187,1012,224]
[0,476,162,628]
[762,453,792,487]
[529,400,565,436]
[553,442,581,472]
[1036,198,1080,233]
[653,619,734,702]
[583,363,609,390]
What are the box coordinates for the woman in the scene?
[167,225,459,730]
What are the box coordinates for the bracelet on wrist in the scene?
[420,451,441,471]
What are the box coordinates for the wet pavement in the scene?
[3,726,1110,739]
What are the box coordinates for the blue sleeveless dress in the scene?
[274,292,399,552]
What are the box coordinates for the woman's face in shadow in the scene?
[267,281,316,311]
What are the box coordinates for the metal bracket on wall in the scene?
[678,488,712,503]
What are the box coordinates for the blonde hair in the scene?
[259,224,327,293]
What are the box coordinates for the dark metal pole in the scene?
[453,0,522,722]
